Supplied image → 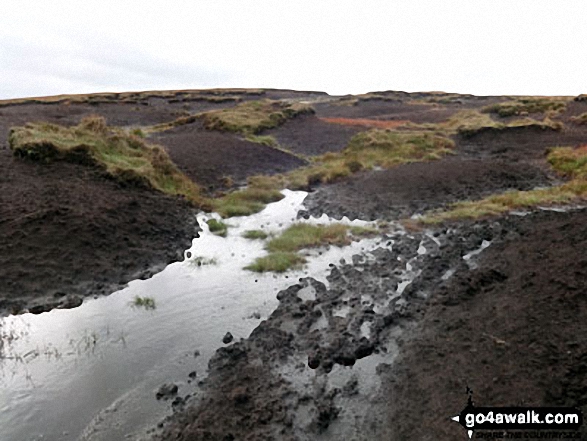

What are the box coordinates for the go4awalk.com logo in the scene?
[451,389,583,439]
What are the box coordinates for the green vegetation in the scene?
[212,130,454,218]
[245,222,380,272]
[349,225,380,236]
[547,145,587,179]
[189,256,218,266]
[207,219,228,237]
[0,89,266,108]
[266,223,351,253]
[200,99,314,134]
[245,252,306,273]
[570,112,587,125]
[482,98,567,117]
[245,134,279,147]
[131,296,156,310]
[407,110,564,138]
[421,145,587,224]
[242,230,269,240]
[212,175,285,217]
[9,116,205,206]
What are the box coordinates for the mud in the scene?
[300,158,551,221]
[154,216,514,440]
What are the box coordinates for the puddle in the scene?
[0,190,390,441]
[463,240,491,269]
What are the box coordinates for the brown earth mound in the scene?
[266,114,362,156]
[379,208,587,440]
[152,120,307,191]
[0,146,199,315]
[301,158,551,220]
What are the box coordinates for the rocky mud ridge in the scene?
[155,216,514,440]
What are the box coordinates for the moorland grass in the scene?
[570,113,587,125]
[266,223,351,253]
[200,99,314,134]
[212,130,455,217]
[206,219,228,237]
[242,230,269,240]
[245,222,380,272]
[9,116,205,207]
[482,98,568,117]
[244,252,306,273]
[420,145,587,224]
[408,110,564,138]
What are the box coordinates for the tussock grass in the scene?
[570,113,587,125]
[206,219,228,237]
[212,176,285,217]
[547,145,587,179]
[482,98,567,117]
[0,88,266,108]
[422,110,564,138]
[245,252,306,273]
[242,230,268,240]
[245,222,380,272]
[266,223,351,253]
[200,99,314,134]
[214,130,454,217]
[421,145,587,224]
[244,134,279,147]
[9,116,205,206]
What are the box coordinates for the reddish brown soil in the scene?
[152,120,306,191]
[318,117,409,129]
[379,208,587,440]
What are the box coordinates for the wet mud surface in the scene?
[300,157,552,221]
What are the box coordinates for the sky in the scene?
[1,0,586,99]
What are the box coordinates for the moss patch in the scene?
[245,252,306,273]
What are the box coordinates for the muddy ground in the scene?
[1,89,586,440]
[155,208,587,441]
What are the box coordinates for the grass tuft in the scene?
[570,113,587,126]
[200,99,314,134]
[8,116,205,207]
[242,230,269,240]
[245,222,379,272]
[132,296,156,310]
[245,252,306,273]
[547,145,587,179]
[421,145,587,224]
[207,219,228,237]
[212,175,285,217]
[482,98,567,117]
[266,223,351,253]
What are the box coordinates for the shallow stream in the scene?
[0,190,389,441]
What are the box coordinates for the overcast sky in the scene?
[1,1,586,99]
